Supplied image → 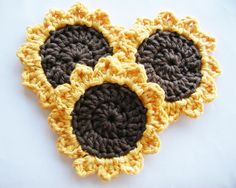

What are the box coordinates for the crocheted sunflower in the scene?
[17,3,123,109]
[48,57,168,180]
[17,2,221,181]
[118,12,221,122]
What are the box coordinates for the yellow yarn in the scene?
[48,56,168,181]
[116,11,221,123]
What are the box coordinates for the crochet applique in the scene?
[119,12,221,123]
[17,3,220,181]
[17,3,123,109]
[49,57,168,180]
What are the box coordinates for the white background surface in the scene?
[0,0,235,187]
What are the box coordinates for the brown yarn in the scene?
[71,83,147,158]
[136,30,202,102]
[40,25,113,88]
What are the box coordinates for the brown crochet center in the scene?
[136,30,202,102]
[39,25,113,88]
[71,83,147,158]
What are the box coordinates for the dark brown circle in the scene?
[71,83,147,158]
[39,25,113,88]
[136,30,202,102]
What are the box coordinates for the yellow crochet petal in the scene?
[116,31,138,62]
[70,64,105,95]
[199,72,217,103]
[89,11,123,52]
[177,16,199,33]
[73,156,97,177]
[68,2,89,18]
[182,95,204,118]
[135,17,155,27]
[26,25,48,44]
[97,160,120,181]
[95,56,147,84]
[177,16,216,53]
[133,18,157,44]
[120,145,144,175]
[88,9,110,26]
[47,96,87,159]
[57,133,87,159]
[193,32,216,53]
[17,42,41,67]
[138,83,165,105]
[54,83,82,111]
[140,126,160,154]
[43,8,70,30]
[119,63,147,84]
[22,66,54,108]
[70,64,95,87]
[94,57,122,81]
[148,105,169,132]
[155,11,178,30]
[48,108,71,134]
[136,83,168,132]
[202,55,221,78]
[163,102,182,123]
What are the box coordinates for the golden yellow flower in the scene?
[117,11,221,123]
[48,56,168,180]
[17,3,123,109]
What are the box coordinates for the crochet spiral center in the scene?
[71,83,147,158]
[136,30,202,102]
[40,25,113,88]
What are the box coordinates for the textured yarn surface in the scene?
[40,25,113,87]
[136,30,202,102]
[71,83,147,158]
